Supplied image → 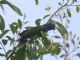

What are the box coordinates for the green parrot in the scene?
[19,22,55,43]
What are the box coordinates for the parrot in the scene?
[19,22,55,43]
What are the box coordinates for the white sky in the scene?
[0,0,80,60]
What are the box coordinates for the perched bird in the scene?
[19,22,55,43]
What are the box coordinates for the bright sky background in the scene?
[0,0,80,60]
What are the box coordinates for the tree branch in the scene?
[48,3,68,22]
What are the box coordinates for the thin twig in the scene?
[48,1,80,22]
[48,2,68,22]
[67,5,80,6]
[58,13,63,23]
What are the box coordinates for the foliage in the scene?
[0,0,80,60]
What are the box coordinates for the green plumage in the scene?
[19,23,55,43]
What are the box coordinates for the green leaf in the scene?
[51,47,61,55]
[72,0,77,2]
[51,43,61,55]
[53,35,61,38]
[0,3,5,13]
[47,20,68,40]
[6,36,12,40]
[2,39,7,45]
[41,32,51,48]
[0,0,6,4]
[0,15,5,32]
[6,1,23,16]
[76,6,80,13]
[39,49,50,55]
[35,0,39,5]
[43,14,50,19]
[67,9,71,17]
[0,53,5,56]
[0,30,9,38]
[10,22,18,34]
[55,21,68,40]
[52,42,61,47]
[35,19,41,26]
[11,46,26,60]
[18,19,22,29]
[45,4,51,11]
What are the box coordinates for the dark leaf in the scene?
[6,36,12,40]
[35,19,41,26]
[6,1,23,16]
[0,47,1,49]
[0,15,5,32]
[0,53,5,56]
[71,39,75,45]
[51,47,61,55]
[72,0,77,2]
[24,21,29,24]
[54,35,61,38]
[2,39,7,45]
[2,30,9,35]
[11,46,26,60]
[35,0,39,5]
[43,14,50,19]
[38,49,50,55]
[60,54,64,58]
[0,30,9,38]
[67,9,71,17]
[18,19,22,29]
[76,6,80,13]
[52,42,61,47]
[47,20,68,40]
[0,0,7,4]
[41,32,51,48]
[10,22,18,34]
[66,43,69,47]
[55,21,68,40]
